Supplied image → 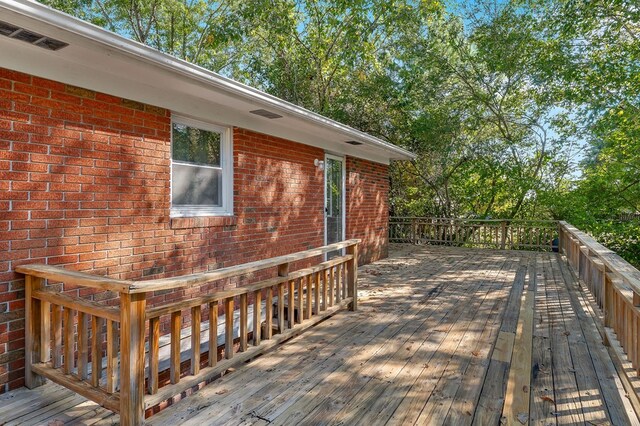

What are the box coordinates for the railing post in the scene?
[500,221,507,250]
[120,292,146,426]
[25,275,47,389]
[347,243,358,311]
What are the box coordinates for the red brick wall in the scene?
[346,157,389,265]
[0,68,329,391]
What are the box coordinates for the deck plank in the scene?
[265,251,487,425]
[445,256,528,425]
[1,245,637,426]
[557,254,640,425]
[472,257,528,425]
[550,253,611,425]
[148,247,471,425]
[501,254,536,425]
[335,255,515,426]
[545,253,586,424]
[529,254,557,425]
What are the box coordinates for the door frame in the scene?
[324,153,346,248]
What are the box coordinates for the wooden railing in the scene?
[558,222,640,410]
[389,217,558,251]
[17,240,359,425]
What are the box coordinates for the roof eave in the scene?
[1,0,416,162]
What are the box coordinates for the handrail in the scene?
[16,239,360,294]
[19,239,360,426]
[145,254,353,320]
[559,221,640,295]
[558,221,640,414]
[15,264,132,292]
[389,217,558,251]
[128,239,360,293]
[390,217,557,223]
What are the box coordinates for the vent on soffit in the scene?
[0,21,68,51]
[345,140,363,145]
[250,109,283,119]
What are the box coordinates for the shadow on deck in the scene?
[1,245,639,425]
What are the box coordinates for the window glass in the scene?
[170,118,231,216]
[172,163,222,206]
[172,123,221,166]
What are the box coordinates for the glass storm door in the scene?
[325,154,345,258]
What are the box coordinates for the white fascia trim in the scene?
[2,0,416,161]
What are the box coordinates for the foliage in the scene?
[389,4,575,219]
[40,0,639,265]
[581,220,640,269]
[40,0,253,71]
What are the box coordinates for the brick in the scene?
[0,68,388,392]
[32,76,65,92]
[0,69,30,84]
[13,82,49,98]
[65,84,95,99]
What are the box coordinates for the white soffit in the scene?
[0,0,415,164]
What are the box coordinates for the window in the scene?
[171,116,233,217]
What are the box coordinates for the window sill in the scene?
[170,216,238,230]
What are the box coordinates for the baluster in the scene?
[635,309,640,375]
[209,301,218,366]
[616,293,621,339]
[240,294,248,352]
[632,310,638,371]
[170,311,181,383]
[77,312,88,380]
[343,263,348,301]
[336,265,342,304]
[53,304,63,368]
[63,307,74,375]
[91,315,103,387]
[106,319,118,392]
[277,282,285,333]
[627,303,633,363]
[328,267,334,307]
[253,290,262,345]
[288,280,295,328]
[314,272,320,314]
[148,316,159,394]
[509,224,515,250]
[604,272,613,331]
[278,263,289,333]
[343,262,348,300]
[191,305,201,374]
[347,244,358,311]
[297,279,303,325]
[225,297,234,359]
[265,287,273,340]
[306,275,312,320]
[322,269,328,311]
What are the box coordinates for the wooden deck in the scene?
[1,245,639,425]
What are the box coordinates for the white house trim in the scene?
[0,0,416,165]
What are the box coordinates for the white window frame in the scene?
[170,115,234,218]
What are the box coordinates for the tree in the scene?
[40,0,252,72]
[389,3,573,219]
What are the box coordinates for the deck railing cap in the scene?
[559,221,640,293]
[16,239,361,294]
